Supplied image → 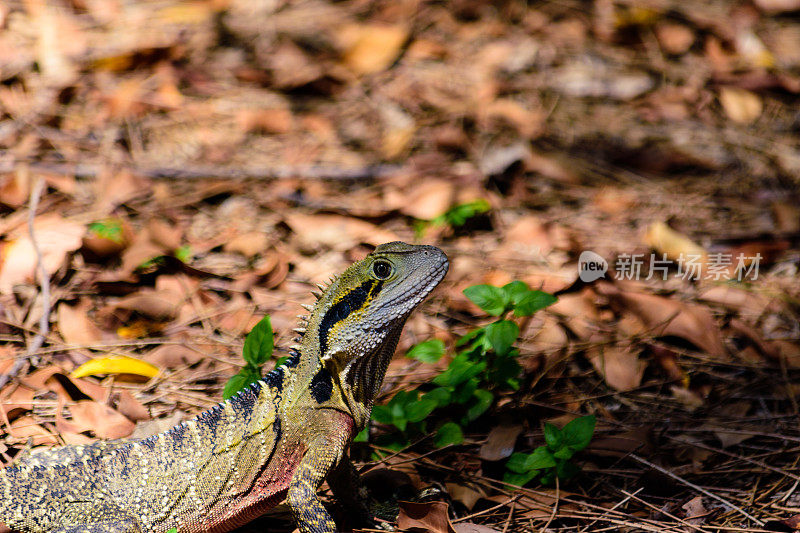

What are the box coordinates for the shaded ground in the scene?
[1,0,800,531]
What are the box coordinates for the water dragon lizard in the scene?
[0,241,449,533]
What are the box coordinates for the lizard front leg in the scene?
[286,432,348,533]
[327,457,374,529]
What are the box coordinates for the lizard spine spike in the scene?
[301,304,314,312]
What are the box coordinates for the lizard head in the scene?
[308,241,448,397]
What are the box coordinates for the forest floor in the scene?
[1,0,800,531]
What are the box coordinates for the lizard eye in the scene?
[372,260,393,280]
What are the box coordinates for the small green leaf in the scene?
[503,469,539,487]
[406,339,445,363]
[484,320,519,356]
[434,422,464,447]
[513,290,557,317]
[222,365,261,399]
[553,447,574,460]
[506,452,531,473]
[524,446,557,470]
[88,219,125,243]
[405,398,438,423]
[439,199,490,228]
[463,285,509,316]
[243,316,274,366]
[543,423,562,451]
[175,244,192,263]
[166,528,178,533]
[561,415,596,452]
[502,281,531,305]
[466,389,493,421]
[433,354,486,388]
[371,405,393,425]
[487,353,521,389]
[455,327,485,348]
[354,427,369,442]
[421,387,452,407]
[451,377,478,404]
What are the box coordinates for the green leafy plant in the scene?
[504,415,596,486]
[88,219,125,243]
[222,316,274,399]
[415,199,491,237]
[369,281,557,450]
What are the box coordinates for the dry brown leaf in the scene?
[682,496,708,525]
[57,298,104,345]
[754,0,800,12]
[483,98,543,138]
[655,23,694,55]
[547,291,599,340]
[719,87,762,124]
[479,424,523,461]
[284,213,398,250]
[587,344,646,391]
[397,501,456,533]
[93,169,150,215]
[113,289,182,321]
[113,390,150,422]
[0,214,84,292]
[143,344,204,368]
[503,215,554,257]
[399,180,454,220]
[0,170,31,207]
[698,285,771,317]
[224,231,269,258]
[445,482,486,511]
[7,415,58,446]
[711,402,755,448]
[1,383,34,420]
[598,283,726,357]
[588,427,653,457]
[236,108,293,134]
[650,344,687,384]
[67,400,135,440]
[340,24,408,75]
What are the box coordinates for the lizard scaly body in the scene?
[0,242,449,533]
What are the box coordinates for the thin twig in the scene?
[0,178,50,390]
[630,454,765,526]
[540,476,559,532]
[0,161,401,181]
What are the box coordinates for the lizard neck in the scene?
[283,290,407,432]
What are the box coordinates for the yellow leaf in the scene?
[644,221,707,262]
[71,356,160,379]
[341,24,408,75]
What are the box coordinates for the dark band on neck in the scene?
[310,367,333,403]
[318,279,384,355]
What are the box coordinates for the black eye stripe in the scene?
[318,279,384,355]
